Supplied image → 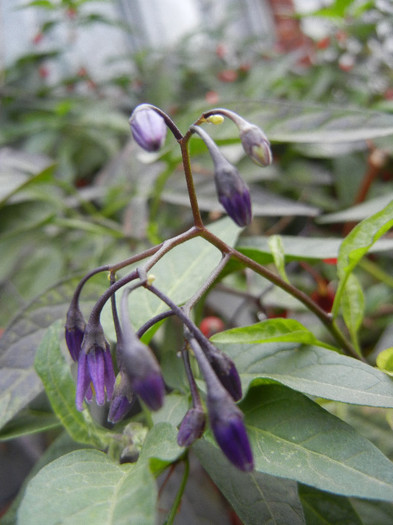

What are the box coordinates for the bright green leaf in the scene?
[341,273,365,354]
[211,319,337,351]
[376,348,393,377]
[333,199,393,318]
[195,440,306,525]
[218,341,393,407]
[17,450,157,525]
[268,234,289,283]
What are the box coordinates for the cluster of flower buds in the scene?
[63,104,270,471]
[129,104,272,227]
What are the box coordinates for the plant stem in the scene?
[164,454,190,525]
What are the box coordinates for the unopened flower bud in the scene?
[129,105,167,152]
[214,160,252,227]
[65,303,85,361]
[177,407,206,447]
[208,391,254,472]
[108,370,134,424]
[76,322,115,411]
[239,124,272,167]
[207,347,242,401]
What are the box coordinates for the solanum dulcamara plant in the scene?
[11,103,393,525]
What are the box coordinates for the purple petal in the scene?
[76,352,90,411]
[65,325,84,361]
[87,348,106,406]
[108,395,133,424]
[129,107,167,152]
[103,345,116,400]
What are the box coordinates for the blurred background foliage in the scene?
[1,0,393,518]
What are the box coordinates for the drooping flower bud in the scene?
[214,159,252,227]
[206,346,242,401]
[191,124,252,226]
[239,124,273,167]
[120,291,165,411]
[65,303,85,361]
[75,321,115,411]
[188,337,253,472]
[129,105,167,152]
[177,407,206,447]
[208,391,254,472]
[108,370,134,424]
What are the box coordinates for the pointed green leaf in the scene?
[341,273,365,354]
[241,385,393,500]
[333,199,393,318]
[218,341,393,407]
[211,319,337,351]
[195,440,306,525]
[34,322,109,448]
[268,235,289,283]
[139,422,183,474]
[17,450,157,525]
[376,348,393,377]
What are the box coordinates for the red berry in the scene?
[200,317,225,338]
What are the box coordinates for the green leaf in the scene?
[201,101,393,143]
[376,348,393,377]
[217,341,393,407]
[241,385,393,500]
[333,199,393,318]
[268,234,289,283]
[341,274,365,354]
[102,218,240,336]
[211,319,337,351]
[0,274,107,430]
[17,449,157,525]
[0,409,60,441]
[317,194,393,224]
[139,422,184,474]
[195,440,306,525]
[34,322,109,447]
[350,499,393,525]
[237,233,393,264]
[298,485,362,525]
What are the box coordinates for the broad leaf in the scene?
[298,485,362,525]
[139,422,183,474]
[317,194,393,224]
[217,341,393,407]
[195,440,306,525]
[211,319,337,351]
[237,234,393,264]
[34,322,109,448]
[103,218,240,336]
[376,347,393,377]
[0,274,107,430]
[350,499,393,525]
[17,449,157,525]
[240,385,393,500]
[333,199,393,318]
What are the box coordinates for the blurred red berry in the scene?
[205,90,219,105]
[33,32,43,45]
[311,286,335,313]
[38,66,49,78]
[316,37,330,50]
[218,69,238,83]
[323,258,338,265]
[200,317,225,338]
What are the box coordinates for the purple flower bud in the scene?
[214,161,252,227]
[75,322,115,411]
[239,124,272,167]
[177,407,206,447]
[108,370,134,424]
[208,391,254,472]
[207,348,242,401]
[120,333,165,411]
[65,304,85,361]
[129,105,167,152]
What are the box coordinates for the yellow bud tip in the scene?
[207,115,224,125]
[147,274,156,286]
